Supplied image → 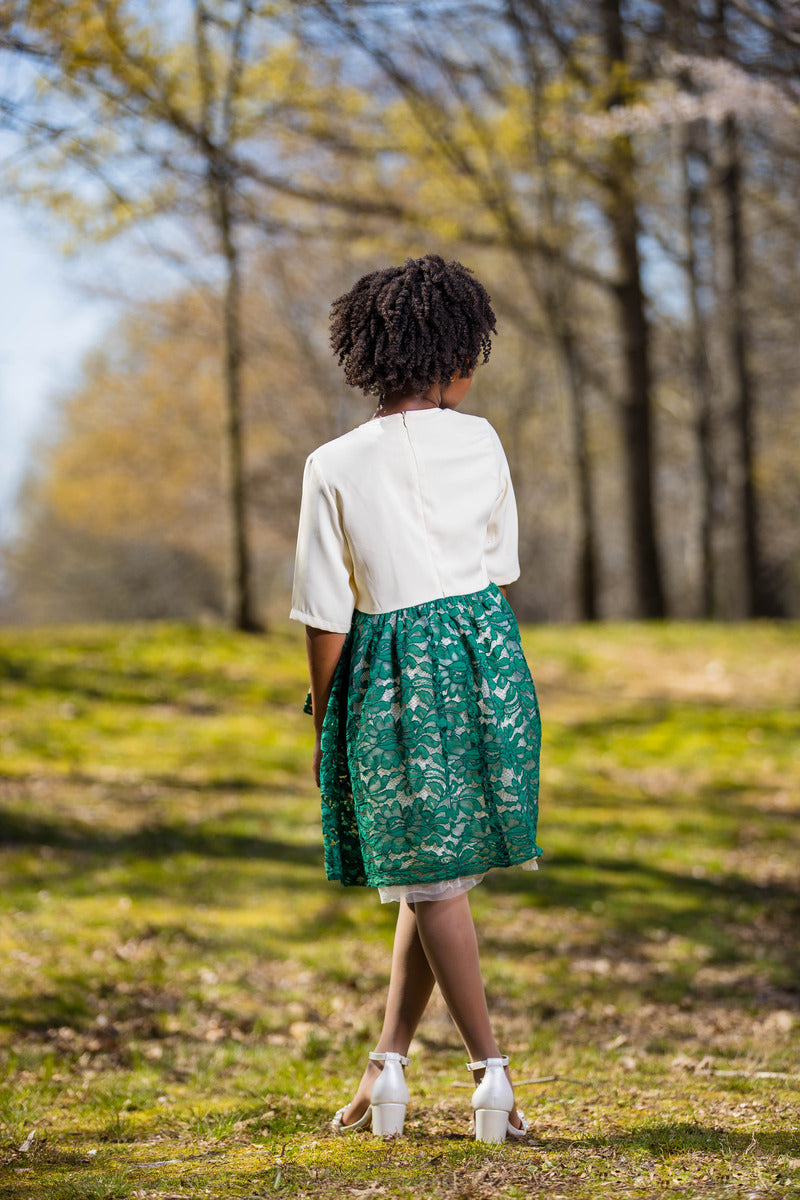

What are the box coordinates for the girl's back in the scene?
[291,407,518,630]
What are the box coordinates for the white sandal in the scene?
[467,1055,529,1143]
[331,1051,410,1137]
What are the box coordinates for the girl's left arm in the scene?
[305,626,347,786]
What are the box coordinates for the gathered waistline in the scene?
[353,582,503,622]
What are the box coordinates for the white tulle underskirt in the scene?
[378,857,539,904]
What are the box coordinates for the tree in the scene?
[0,0,395,629]
[305,0,800,619]
[651,0,800,613]
[682,118,719,616]
[3,0,799,623]
[711,0,765,615]
[4,242,365,625]
[1,1,265,625]
[599,0,666,617]
[303,0,670,615]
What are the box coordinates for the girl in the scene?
[289,254,542,1143]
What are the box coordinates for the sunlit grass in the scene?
[1,619,799,1198]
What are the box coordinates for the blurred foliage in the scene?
[1,1,799,624]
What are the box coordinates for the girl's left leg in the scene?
[339,899,435,1124]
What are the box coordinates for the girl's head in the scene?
[329,254,497,400]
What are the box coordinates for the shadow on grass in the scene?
[486,848,799,911]
[4,791,800,972]
[484,849,799,931]
[480,844,800,997]
[5,1121,794,1171]
[1,807,322,870]
[0,769,310,794]
[417,1122,800,1155]
[561,698,800,736]
[563,1121,800,1156]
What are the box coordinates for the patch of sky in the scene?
[639,232,689,321]
[0,201,118,544]
[0,172,218,556]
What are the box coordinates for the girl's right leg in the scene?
[411,892,523,1129]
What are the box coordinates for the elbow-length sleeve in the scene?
[483,425,521,586]
[289,453,355,633]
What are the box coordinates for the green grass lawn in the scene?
[0,619,799,1200]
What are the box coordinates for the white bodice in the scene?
[290,407,520,633]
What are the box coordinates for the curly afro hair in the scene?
[329,254,497,399]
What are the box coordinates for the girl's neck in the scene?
[373,389,444,419]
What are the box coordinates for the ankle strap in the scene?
[466,1055,509,1070]
[370,1050,410,1066]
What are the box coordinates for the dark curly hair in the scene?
[329,254,497,399]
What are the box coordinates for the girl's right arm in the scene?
[305,625,347,786]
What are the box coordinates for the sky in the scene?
[0,201,116,544]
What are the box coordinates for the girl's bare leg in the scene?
[411,892,522,1128]
[340,892,520,1128]
[340,899,435,1124]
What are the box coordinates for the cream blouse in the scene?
[290,407,519,632]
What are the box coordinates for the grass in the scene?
[0,618,799,1199]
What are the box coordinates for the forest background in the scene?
[0,0,798,629]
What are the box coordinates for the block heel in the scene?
[474,1106,512,1144]
[332,1050,410,1137]
[467,1055,529,1143]
[371,1101,407,1136]
[369,1051,410,1137]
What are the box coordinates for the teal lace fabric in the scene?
[314,583,542,889]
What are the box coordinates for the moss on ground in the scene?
[1,619,799,1199]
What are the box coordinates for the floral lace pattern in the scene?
[317,583,542,888]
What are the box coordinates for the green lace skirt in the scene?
[314,582,542,889]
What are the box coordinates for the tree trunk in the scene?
[566,338,598,621]
[537,149,599,620]
[214,171,262,632]
[514,24,601,622]
[711,0,767,616]
[553,314,599,620]
[716,111,765,616]
[505,254,600,621]
[602,0,666,618]
[682,121,718,617]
